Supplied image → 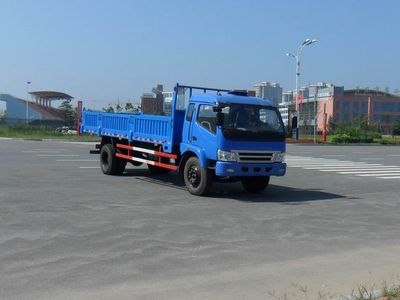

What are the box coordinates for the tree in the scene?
[393,121,400,136]
[328,116,336,131]
[102,105,115,113]
[0,109,6,125]
[115,103,123,113]
[58,100,75,125]
[103,100,140,113]
[125,102,134,112]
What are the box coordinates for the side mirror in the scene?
[291,116,298,129]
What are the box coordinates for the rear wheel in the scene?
[100,144,126,175]
[241,176,270,193]
[183,156,212,196]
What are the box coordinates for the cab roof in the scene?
[189,93,275,107]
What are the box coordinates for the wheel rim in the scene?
[187,164,201,188]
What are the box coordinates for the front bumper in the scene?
[215,161,287,177]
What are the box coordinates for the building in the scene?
[0,91,73,126]
[278,102,289,126]
[337,89,400,133]
[253,82,283,106]
[283,83,400,134]
[141,84,164,115]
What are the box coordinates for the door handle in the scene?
[192,136,197,141]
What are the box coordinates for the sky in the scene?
[0,0,399,109]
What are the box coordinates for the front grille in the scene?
[234,150,279,163]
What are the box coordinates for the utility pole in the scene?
[313,86,319,144]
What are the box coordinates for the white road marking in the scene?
[288,161,355,164]
[79,166,99,169]
[287,160,354,163]
[338,170,400,174]
[361,158,384,160]
[60,141,98,145]
[357,173,400,177]
[22,150,63,153]
[387,154,400,157]
[321,155,345,157]
[319,167,400,172]
[287,155,400,181]
[285,158,313,161]
[304,165,386,170]
[291,164,380,168]
[56,159,97,162]
[37,154,80,157]
[32,148,65,151]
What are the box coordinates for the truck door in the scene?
[190,104,218,159]
[182,103,196,144]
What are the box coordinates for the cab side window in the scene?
[186,103,196,121]
[197,105,217,134]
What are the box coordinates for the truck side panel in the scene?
[81,111,174,152]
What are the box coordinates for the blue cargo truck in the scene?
[81,84,286,196]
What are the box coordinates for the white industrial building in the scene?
[253,82,283,106]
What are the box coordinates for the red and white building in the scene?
[279,83,400,134]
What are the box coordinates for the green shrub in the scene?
[329,117,381,143]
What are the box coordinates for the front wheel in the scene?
[183,156,212,196]
[241,176,270,193]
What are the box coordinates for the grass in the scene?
[0,125,100,142]
[379,135,400,145]
[267,280,400,300]
[286,134,400,145]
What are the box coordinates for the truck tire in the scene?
[147,164,170,174]
[183,156,211,196]
[241,176,270,193]
[100,144,126,175]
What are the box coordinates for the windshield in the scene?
[221,104,285,141]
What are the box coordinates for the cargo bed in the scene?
[81,111,176,152]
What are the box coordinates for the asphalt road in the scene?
[1,139,400,299]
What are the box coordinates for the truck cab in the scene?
[178,90,286,195]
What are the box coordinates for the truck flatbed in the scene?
[81,111,180,153]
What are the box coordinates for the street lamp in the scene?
[286,38,318,139]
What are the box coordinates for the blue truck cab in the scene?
[81,84,286,196]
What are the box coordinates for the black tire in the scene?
[241,176,270,193]
[100,144,126,175]
[147,164,171,174]
[183,156,212,196]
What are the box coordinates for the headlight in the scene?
[274,152,285,162]
[217,150,236,162]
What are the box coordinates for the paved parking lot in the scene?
[1,140,400,299]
